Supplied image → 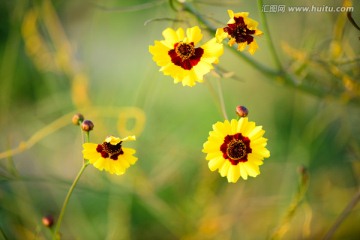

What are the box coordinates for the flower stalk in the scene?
[270,166,310,240]
[52,161,89,239]
[256,0,283,70]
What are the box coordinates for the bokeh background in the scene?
[1,0,360,239]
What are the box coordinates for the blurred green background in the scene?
[0,0,360,239]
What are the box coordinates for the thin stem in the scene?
[322,188,360,240]
[0,227,8,240]
[52,162,89,239]
[85,131,90,143]
[216,78,228,120]
[257,0,283,70]
[270,166,309,240]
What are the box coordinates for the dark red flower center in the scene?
[168,42,204,70]
[96,141,124,160]
[224,16,256,44]
[220,133,252,165]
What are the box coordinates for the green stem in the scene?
[270,166,309,240]
[52,162,89,239]
[322,188,360,240]
[181,1,360,106]
[257,0,283,70]
[216,78,228,120]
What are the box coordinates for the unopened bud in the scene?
[42,215,54,228]
[236,106,248,118]
[81,120,94,132]
[72,113,84,125]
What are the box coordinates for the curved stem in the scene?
[257,0,283,70]
[322,188,360,240]
[52,163,89,239]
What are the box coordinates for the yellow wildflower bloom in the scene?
[216,10,263,55]
[83,136,137,175]
[149,26,223,87]
[202,118,270,183]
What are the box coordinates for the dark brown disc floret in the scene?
[224,16,256,44]
[220,133,252,165]
[96,141,124,160]
[168,42,204,70]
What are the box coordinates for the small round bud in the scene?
[236,106,248,118]
[42,215,54,228]
[81,120,94,132]
[72,113,84,125]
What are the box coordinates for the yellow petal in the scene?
[193,61,212,80]
[228,39,236,46]
[248,154,264,165]
[227,165,241,183]
[93,157,105,171]
[248,40,259,55]
[175,28,185,41]
[237,117,248,133]
[230,119,238,134]
[227,10,235,24]
[248,127,265,140]
[239,163,248,180]
[186,26,202,45]
[105,136,121,145]
[203,141,218,153]
[215,28,228,43]
[205,151,222,161]
[219,161,230,177]
[162,27,181,46]
[233,12,249,19]
[242,121,256,136]
[237,42,247,52]
[208,156,225,171]
[252,147,271,158]
[243,162,260,177]
[203,37,224,58]
[120,135,136,142]
[245,18,259,30]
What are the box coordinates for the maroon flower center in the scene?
[220,133,252,165]
[224,16,256,44]
[168,42,204,70]
[96,141,124,160]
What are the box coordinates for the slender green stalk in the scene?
[257,0,283,70]
[52,162,89,239]
[216,78,228,120]
[0,227,8,240]
[322,188,360,240]
[270,166,309,240]
[182,1,360,105]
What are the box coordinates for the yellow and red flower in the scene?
[202,118,270,183]
[216,10,263,55]
[82,136,137,175]
[149,26,223,87]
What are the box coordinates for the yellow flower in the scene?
[202,118,270,183]
[216,10,263,55]
[149,26,223,87]
[82,136,137,175]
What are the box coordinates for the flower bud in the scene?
[81,120,94,132]
[42,215,54,228]
[236,106,248,118]
[72,113,84,125]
